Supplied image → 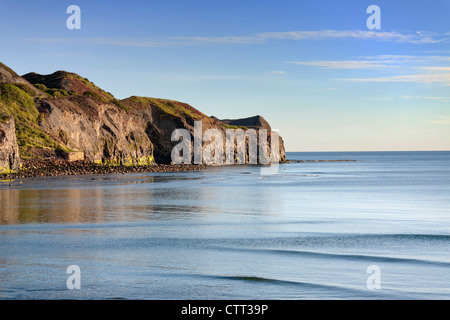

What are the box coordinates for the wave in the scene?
[229,247,450,267]
[183,273,375,297]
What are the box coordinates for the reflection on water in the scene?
[1,188,103,224]
[1,153,449,299]
[0,169,283,226]
[0,173,210,225]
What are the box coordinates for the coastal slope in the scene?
[0,61,286,173]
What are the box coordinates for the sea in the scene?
[0,151,449,300]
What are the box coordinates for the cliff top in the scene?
[23,70,114,101]
[213,115,272,131]
[122,96,207,120]
[0,62,43,97]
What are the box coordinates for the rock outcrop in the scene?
[0,116,21,173]
[0,61,287,168]
[213,115,287,163]
[213,115,272,131]
[36,96,154,165]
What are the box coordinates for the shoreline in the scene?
[1,159,208,179]
[285,159,357,163]
[0,158,358,180]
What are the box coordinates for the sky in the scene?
[0,0,449,151]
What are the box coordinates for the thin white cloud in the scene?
[292,55,450,68]
[400,95,450,102]
[291,54,450,85]
[170,35,265,45]
[418,66,450,71]
[28,29,450,47]
[267,71,286,74]
[424,96,450,101]
[342,73,450,85]
[289,60,391,69]
[429,116,450,124]
[363,55,450,64]
[257,30,448,44]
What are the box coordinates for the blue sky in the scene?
[0,0,449,151]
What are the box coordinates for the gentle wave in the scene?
[171,272,382,298]
[266,249,450,267]
[215,246,450,267]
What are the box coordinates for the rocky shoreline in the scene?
[286,159,357,163]
[0,159,208,179]
[0,158,358,180]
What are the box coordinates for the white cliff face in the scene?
[0,116,21,173]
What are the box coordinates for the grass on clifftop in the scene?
[0,83,64,157]
[25,71,115,101]
[219,123,249,130]
[125,96,205,120]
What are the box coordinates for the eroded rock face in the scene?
[38,96,154,165]
[2,61,287,167]
[0,116,21,173]
[213,115,287,163]
[121,98,288,165]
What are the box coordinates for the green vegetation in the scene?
[127,96,205,120]
[33,83,47,92]
[13,83,38,97]
[109,98,130,113]
[83,90,109,103]
[27,71,114,101]
[33,83,70,98]
[79,76,114,100]
[0,83,64,157]
[58,129,69,145]
[0,113,11,123]
[95,155,154,166]
[220,123,249,130]
[46,88,69,97]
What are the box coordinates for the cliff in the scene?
[213,115,286,163]
[0,116,21,173]
[0,61,286,169]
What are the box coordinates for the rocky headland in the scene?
[0,61,286,178]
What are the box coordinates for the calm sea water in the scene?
[0,151,449,300]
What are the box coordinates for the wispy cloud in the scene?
[429,115,450,125]
[256,30,449,44]
[29,30,450,47]
[400,95,450,102]
[289,60,392,69]
[418,66,450,71]
[342,73,450,86]
[288,54,450,86]
[291,54,450,70]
